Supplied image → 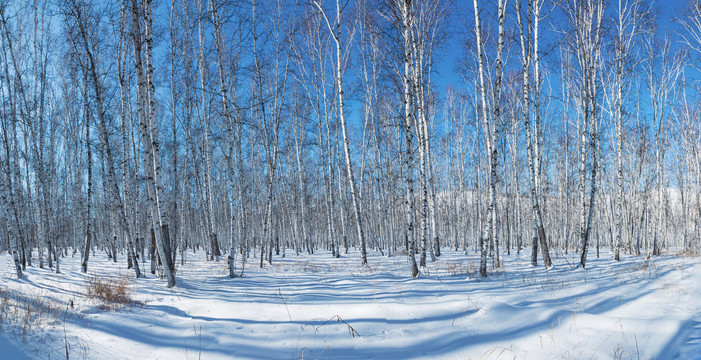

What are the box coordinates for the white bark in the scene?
[473,0,506,275]
[312,0,368,265]
[130,0,175,287]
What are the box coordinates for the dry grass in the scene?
[629,261,659,279]
[422,259,478,278]
[395,248,408,256]
[677,249,698,257]
[0,287,67,342]
[85,276,135,309]
[438,261,477,277]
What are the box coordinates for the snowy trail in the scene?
[0,249,699,359]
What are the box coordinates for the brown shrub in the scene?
[85,277,134,308]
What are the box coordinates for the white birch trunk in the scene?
[130,0,175,287]
[473,0,506,275]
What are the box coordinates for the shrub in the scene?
[85,277,134,308]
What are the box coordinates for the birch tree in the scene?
[208,0,245,276]
[515,0,551,269]
[61,0,142,277]
[609,0,649,260]
[311,0,369,265]
[397,0,419,277]
[561,0,605,268]
[130,0,175,286]
[644,35,683,257]
[0,3,23,277]
[473,0,507,276]
[251,0,291,267]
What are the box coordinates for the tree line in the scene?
[0,0,699,286]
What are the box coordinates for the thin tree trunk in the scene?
[130,0,175,286]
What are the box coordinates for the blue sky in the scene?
[432,0,691,90]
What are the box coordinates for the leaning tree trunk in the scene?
[69,2,141,278]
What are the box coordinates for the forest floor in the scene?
[0,246,700,359]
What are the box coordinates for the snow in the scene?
[0,333,29,360]
[0,249,700,359]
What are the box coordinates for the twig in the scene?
[64,304,70,360]
[316,315,361,338]
[277,287,292,322]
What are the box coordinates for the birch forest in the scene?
[1,0,700,284]
[2,0,701,357]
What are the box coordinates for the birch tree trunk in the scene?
[251,0,288,267]
[473,0,506,275]
[81,71,92,273]
[63,0,141,277]
[198,0,219,261]
[209,0,242,276]
[0,133,21,276]
[531,1,552,268]
[611,0,648,260]
[563,0,604,268]
[169,0,179,267]
[0,10,25,277]
[312,0,368,265]
[130,0,175,287]
[0,91,22,278]
[400,0,419,278]
[516,0,551,269]
[645,36,682,258]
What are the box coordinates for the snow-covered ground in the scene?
[0,248,699,359]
